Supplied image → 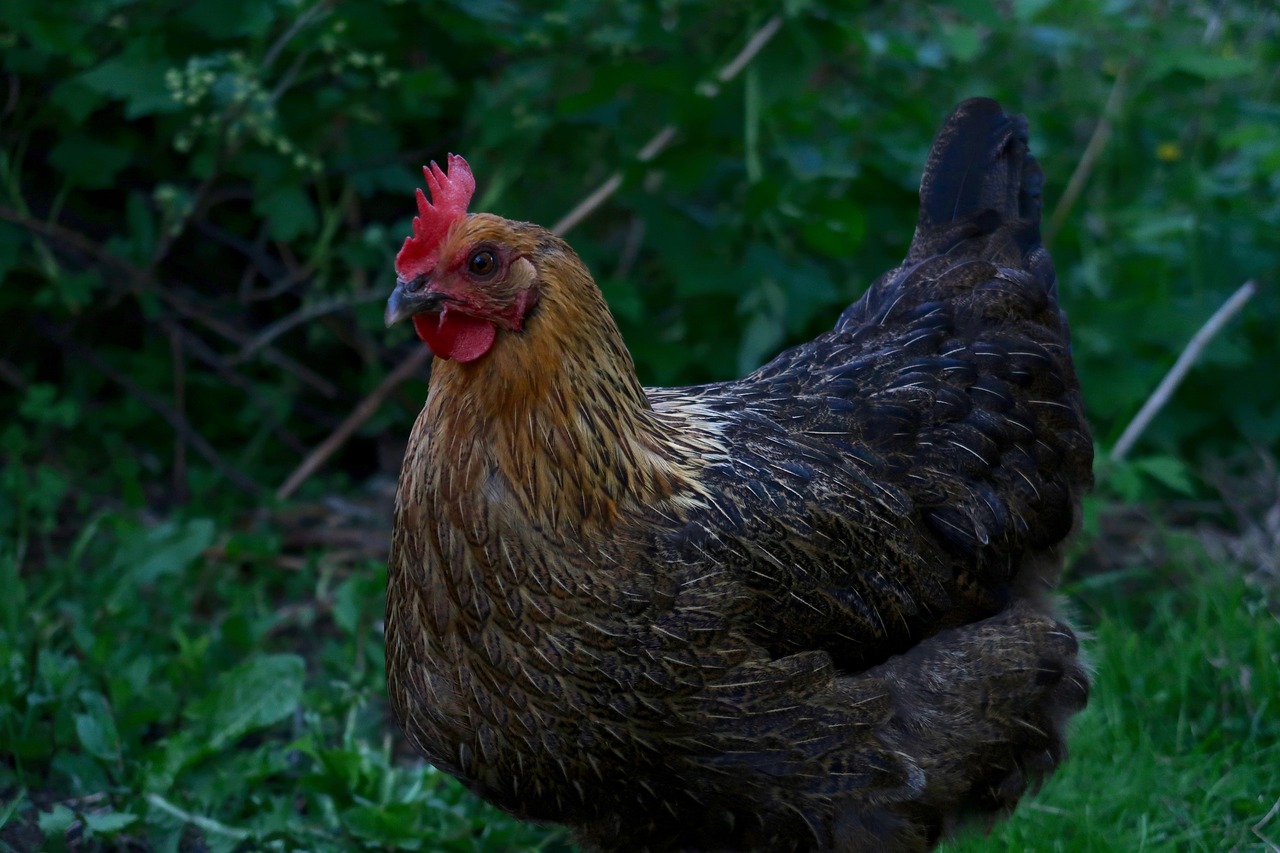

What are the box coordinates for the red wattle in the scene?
[412,310,497,363]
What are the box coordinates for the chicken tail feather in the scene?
[908,97,1043,263]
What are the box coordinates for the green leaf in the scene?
[331,576,363,635]
[78,47,177,118]
[84,810,138,834]
[110,519,217,587]
[254,185,317,243]
[343,802,428,848]
[185,654,305,749]
[37,803,75,844]
[1134,455,1197,497]
[75,691,121,761]
[18,384,79,428]
[1013,0,1054,21]
[737,309,785,375]
[34,269,105,313]
[1150,51,1256,82]
[947,0,1001,27]
[48,135,133,189]
[940,21,984,62]
[184,0,279,39]
[797,196,867,259]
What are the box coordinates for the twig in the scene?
[263,0,331,72]
[170,328,188,503]
[0,205,339,397]
[551,14,783,235]
[145,794,250,841]
[1254,795,1280,852]
[276,347,431,500]
[1046,0,1169,245]
[157,318,309,454]
[235,290,385,361]
[707,14,785,91]
[139,6,328,282]
[193,218,291,288]
[0,358,27,391]
[553,172,628,236]
[614,216,647,280]
[1110,280,1257,462]
[48,325,265,496]
[1046,58,1134,246]
[0,205,140,277]
[158,290,339,398]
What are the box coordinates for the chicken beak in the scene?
[385,281,443,327]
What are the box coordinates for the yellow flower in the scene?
[1156,142,1181,162]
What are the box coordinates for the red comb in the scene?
[394,154,476,279]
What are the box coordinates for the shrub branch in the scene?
[1110,280,1258,462]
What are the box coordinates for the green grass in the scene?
[2,509,1277,851]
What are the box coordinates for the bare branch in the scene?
[1046,59,1133,247]
[160,290,340,398]
[170,327,189,503]
[713,14,785,87]
[263,0,331,72]
[0,205,340,398]
[1253,795,1280,852]
[0,358,27,391]
[1045,0,1169,246]
[276,347,431,500]
[235,289,385,361]
[551,14,784,235]
[1110,280,1258,462]
[158,318,309,454]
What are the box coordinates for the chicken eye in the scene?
[468,250,497,277]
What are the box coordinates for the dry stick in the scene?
[276,15,787,499]
[165,322,311,455]
[0,359,26,391]
[1045,59,1134,247]
[161,291,339,397]
[235,289,385,361]
[1253,795,1280,851]
[552,14,783,236]
[170,328,188,503]
[1110,280,1258,463]
[276,346,431,500]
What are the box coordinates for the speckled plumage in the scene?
[385,98,1092,852]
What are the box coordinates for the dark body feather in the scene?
[386,98,1093,852]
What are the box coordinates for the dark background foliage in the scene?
[2,1,1278,850]
[3,0,1277,512]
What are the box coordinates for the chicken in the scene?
[382,98,1092,852]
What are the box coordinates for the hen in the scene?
[383,98,1092,852]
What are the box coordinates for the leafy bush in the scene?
[1,0,1276,509]
[0,513,573,850]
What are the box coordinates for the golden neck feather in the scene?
[420,236,689,534]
